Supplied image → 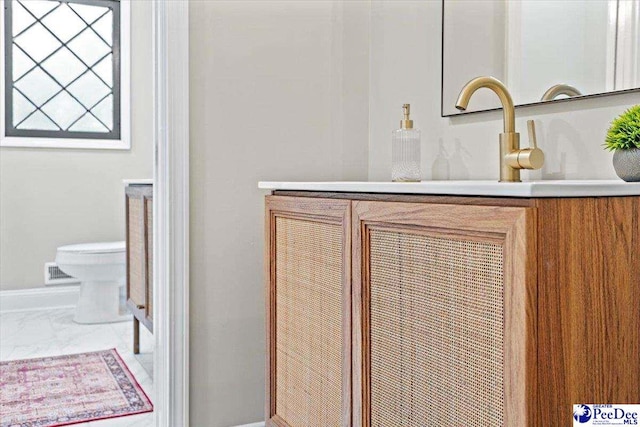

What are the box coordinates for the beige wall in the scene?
[188,1,369,426]
[0,1,153,290]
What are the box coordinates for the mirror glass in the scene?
[442,0,640,116]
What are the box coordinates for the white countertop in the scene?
[258,180,640,198]
[123,179,153,186]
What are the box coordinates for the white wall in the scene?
[188,1,369,426]
[0,1,153,290]
[369,0,639,182]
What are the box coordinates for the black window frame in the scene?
[3,0,121,140]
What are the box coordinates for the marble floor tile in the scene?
[0,343,64,361]
[113,321,154,354]
[0,308,155,427]
[0,310,58,347]
[89,411,154,427]
[135,352,154,379]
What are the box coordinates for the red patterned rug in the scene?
[0,349,153,427]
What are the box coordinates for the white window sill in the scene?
[0,137,131,150]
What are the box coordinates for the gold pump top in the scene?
[400,104,413,129]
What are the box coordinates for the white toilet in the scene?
[56,241,129,324]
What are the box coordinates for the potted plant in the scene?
[605,105,640,182]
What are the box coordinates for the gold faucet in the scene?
[455,76,544,182]
[541,84,582,101]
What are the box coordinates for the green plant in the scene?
[605,105,640,151]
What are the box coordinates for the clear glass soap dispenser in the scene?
[392,104,421,182]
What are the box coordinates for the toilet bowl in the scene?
[56,241,129,324]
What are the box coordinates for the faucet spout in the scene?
[455,76,515,133]
[540,84,582,101]
[454,76,544,182]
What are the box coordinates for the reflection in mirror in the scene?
[442,0,640,116]
[540,84,582,102]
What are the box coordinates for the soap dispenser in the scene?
[392,104,421,182]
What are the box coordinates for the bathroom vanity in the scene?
[124,180,154,354]
[261,181,640,427]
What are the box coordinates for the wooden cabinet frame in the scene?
[265,196,352,427]
[535,198,640,424]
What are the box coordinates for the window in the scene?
[1,0,130,149]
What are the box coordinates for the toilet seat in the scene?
[56,241,126,265]
[57,241,125,254]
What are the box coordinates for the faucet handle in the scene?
[517,120,545,170]
[527,120,538,149]
[505,120,545,170]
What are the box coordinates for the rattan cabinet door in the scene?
[126,194,146,311]
[145,197,153,323]
[125,185,153,332]
[265,196,352,427]
[352,201,536,427]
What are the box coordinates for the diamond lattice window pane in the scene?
[41,49,88,87]
[12,45,36,80]
[40,3,86,43]
[13,23,61,62]
[14,67,61,106]
[92,11,113,46]
[68,2,108,23]
[67,28,112,66]
[12,89,36,125]
[17,1,58,19]
[69,113,109,133]
[17,111,59,130]
[5,0,119,139]
[42,92,88,130]
[92,95,113,130]
[93,54,113,87]
[67,72,111,109]
[12,2,35,34]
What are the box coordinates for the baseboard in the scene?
[0,285,80,313]
[232,423,265,427]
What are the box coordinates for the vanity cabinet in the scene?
[125,184,153,354]
[265,193,640,427]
